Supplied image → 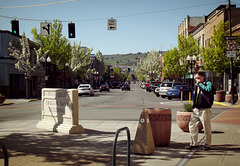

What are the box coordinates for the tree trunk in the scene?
[26,78,30,99]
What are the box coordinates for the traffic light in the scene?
[11,20,19,36]
[68,23,75,38]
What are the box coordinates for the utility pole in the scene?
[228,0,234,104]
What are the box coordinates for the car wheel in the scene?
[156,94,160,97]
[168,97,172,100]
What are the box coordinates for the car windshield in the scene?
[80,86,90,88]
[172,85,182,89]
[161,83,172,87]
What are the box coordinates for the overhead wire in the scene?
[0,1,229,23]
[0,0,79,9]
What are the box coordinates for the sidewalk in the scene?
[0,99,240,165]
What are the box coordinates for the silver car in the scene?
[78,84,94,96]
[159,82,183,98]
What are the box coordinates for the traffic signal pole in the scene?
[228,0,234,104]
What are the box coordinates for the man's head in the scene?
[195,72,205,83]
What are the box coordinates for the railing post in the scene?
[0,141,9,166]
[112,127,131,166]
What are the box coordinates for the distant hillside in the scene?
[103,51,166,67]
[103,52,148,67]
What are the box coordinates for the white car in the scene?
[159,82,183,98]
[78,84,94,96]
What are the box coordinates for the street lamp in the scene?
[187,55,196,89]
[41,56,51,88]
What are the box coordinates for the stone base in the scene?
[36,120,84,134]
[132,109,155,154]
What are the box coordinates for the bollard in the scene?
[132,109,155,154]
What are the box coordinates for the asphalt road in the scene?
[0,83,226,122]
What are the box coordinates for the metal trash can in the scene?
[146,108,171,146]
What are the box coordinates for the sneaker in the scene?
[185,145,199,150]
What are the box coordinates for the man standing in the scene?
[186,71,213,150]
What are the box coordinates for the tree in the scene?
[162,47,181,79]
[68,42,92,83]
[201,21,229,75]
[95,50,105,76]
[136,49,161,81]
[178,34,198,77]
[8,32,47,98]
[31,19,71,86]
[178,34,199,59]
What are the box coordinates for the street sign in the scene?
[225,36,238,40]
[227,51,236,58]
[108,18,117,30]
[41,22,52,36]
[227,41,235,50]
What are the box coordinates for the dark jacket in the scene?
[193,81,213,109]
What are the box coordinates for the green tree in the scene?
[162,47,181,79]
[201,21,229,75]
[8,32,47,98]
[31,19,71,86]
[178,34,198,77]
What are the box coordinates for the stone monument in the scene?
[36,88,84,134]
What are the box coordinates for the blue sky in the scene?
[0,0,238,55]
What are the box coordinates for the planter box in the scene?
[216,90,226,102]
[176,111,203,132]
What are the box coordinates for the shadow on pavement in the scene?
[0,130,192,166]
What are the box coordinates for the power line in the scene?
[0,0,79,9]
[0,1,227,22]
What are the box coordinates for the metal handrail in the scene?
[112,127,131,166]
[0,141,9,166]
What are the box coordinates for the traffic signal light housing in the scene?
[11,20,19,36]
[68,23,75,38]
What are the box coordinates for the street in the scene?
[0,83,226,122]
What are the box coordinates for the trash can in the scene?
[146,108,171,146]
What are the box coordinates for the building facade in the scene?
[178,4,240,92]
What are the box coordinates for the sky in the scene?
[0,0,239,55]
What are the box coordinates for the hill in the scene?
[103,52,148,67]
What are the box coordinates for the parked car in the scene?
[100,83,110,92]
[140,82,146,89]
[159,82,183,98]
[148,81,160,92]
[166,85,192,100]
[145,82,150,91]
[122,83,130,91]
[154,85,161,97]
[111,81,122,89]
[78,84,94,96]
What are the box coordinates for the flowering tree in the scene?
[136,49,161,81]
[68,42,92,83]
[8,32,47,98]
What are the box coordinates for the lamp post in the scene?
[93,71,99,89]
[187,55,196,89]
[41,56,51,88]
